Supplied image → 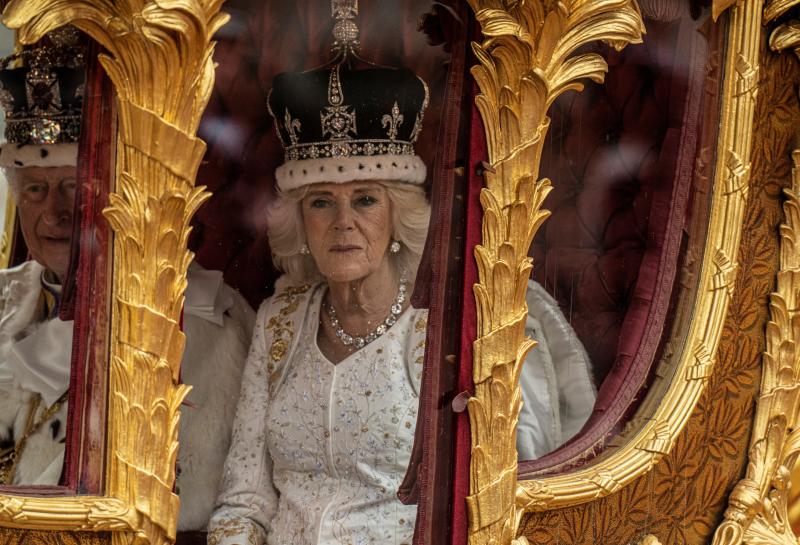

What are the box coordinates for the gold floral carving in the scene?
[518,25,799,544]
[463,2,644,545]
[494,0,760,520]
[0,1,228,545]
[711,154,800,545]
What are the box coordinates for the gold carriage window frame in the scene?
[0,2,793,545]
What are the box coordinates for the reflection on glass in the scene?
[207,4,436,544]
[519,4,717,467]
[0,28,84,486]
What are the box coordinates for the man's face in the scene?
[7,166,76,281]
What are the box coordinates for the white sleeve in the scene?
[516,280,596,460]
[404,309,428,397]
[207,302,277,545]
[526,280,596,442]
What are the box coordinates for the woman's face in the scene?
[302,181,393,283]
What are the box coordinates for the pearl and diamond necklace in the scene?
[325,275,408,349]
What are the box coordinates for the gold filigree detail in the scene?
[711,160,800,545]
[207,517,260,545]
[711,1,800,542]
[765,0,800,58]
[266,284,310,370]
[0,1,228,544]
[500,0,760,526]
[463,2,643,544]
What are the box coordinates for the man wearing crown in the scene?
[0,29,85,488]
[0,29,255,533]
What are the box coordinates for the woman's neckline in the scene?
[312,283,415,367]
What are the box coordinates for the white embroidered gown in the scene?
[209,281,427,545]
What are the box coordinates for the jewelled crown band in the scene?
[267,1,430,192]
[0,27,85,168]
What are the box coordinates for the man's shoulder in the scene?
[0,260,43,308]
[0,260,43,283]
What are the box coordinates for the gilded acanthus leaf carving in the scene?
[711,2,800,543]
[712,148,800,545]
[0,1,227,544]
[764,0,800,57]
[464,2,643,545]
[518,17,796,542]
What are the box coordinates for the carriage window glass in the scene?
[181,2,464,541]
[517,3,721,472]
[0,27,87,488]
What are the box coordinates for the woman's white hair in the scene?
[267,181,431,284]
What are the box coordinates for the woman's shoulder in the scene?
[255,276,321,321]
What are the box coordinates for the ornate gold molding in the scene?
[463,3,644,545]
[510,0,762,516]
[713,3,800,543]
[711,152,800,545]
[0,496,135,531]
[465,0,763,540]
[764,0,800,58]
[0,1,227,544]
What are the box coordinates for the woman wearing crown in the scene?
[208,8,596,545]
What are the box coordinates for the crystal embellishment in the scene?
[382,102,403,141]
[321,105,357,140]
[326,274,408,349]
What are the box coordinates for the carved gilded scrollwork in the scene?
[712,152,800,545]
[513,0,760,514]
[713,2,800,543]
[764,0,800,58]
[466,0,763,543]
[463,3,644,545]
[0,1,227,545]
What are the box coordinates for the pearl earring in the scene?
[390,241,401,254]
[299,244,310,255]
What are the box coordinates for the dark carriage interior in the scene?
[520,4,720,474]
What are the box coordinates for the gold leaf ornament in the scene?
[0,1,229,544]
[465,1,643,545]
